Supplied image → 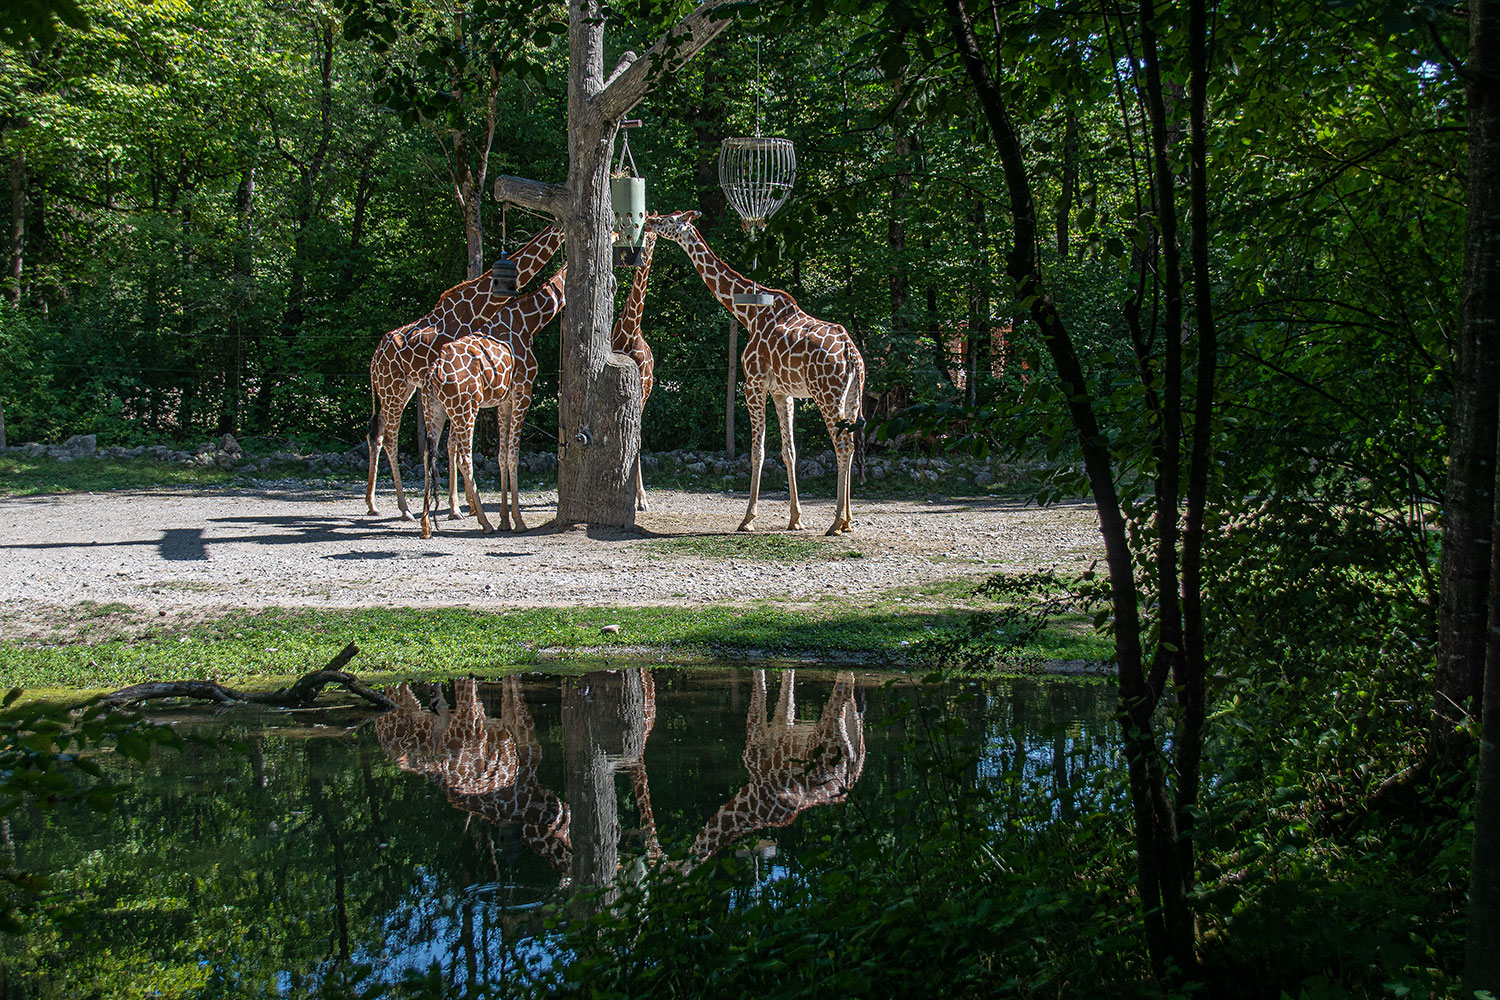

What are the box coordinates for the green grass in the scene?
[0,454,239,496]
[0,601,1110,691]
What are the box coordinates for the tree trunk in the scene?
[494,0,733,528]
[455,130,486,280]
[1466,0,1500,992]
[1057,108,1077,256]
[562,670,649,909]
[553,18,641,527]
[1439,0,1500,752]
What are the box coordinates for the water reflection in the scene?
[1,667,1115,996]
[376,678,572,873]
[692,670,865,860]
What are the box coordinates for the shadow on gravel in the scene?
[159,527,208,561]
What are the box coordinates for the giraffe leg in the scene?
[507,389,531,532]
[365,399,383,516]
[418,387,440,539]
[380,383,418,520]
[831,433,855,535]
[818,402,855,535]
[773,393,803,531]
[455,410,495,533]
[495,401,514,531]
[443,413,465,520]
[739,385,768,532]
[635,453,648,511]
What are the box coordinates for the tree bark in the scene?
[495,0,735,528]
[1467,0,1500,992]
[1439,0,1500,753]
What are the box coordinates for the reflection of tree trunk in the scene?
[307,741,351,964]
[1052,730,1074,823]
[562,670,649,909]
[359,742,383,829]
[461,832,479,988]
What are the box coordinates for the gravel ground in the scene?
[0,483,1102,636]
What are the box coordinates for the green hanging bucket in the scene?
[611,175,646,248]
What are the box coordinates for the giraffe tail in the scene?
[839,351,866,432]
[367,384,382,452]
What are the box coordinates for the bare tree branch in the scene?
[493,174,570,218]
[593,0,738,122]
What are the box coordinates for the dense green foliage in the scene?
[0,0,1484,994]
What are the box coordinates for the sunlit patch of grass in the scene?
[0,601,1110,691]
[0,455,236,496]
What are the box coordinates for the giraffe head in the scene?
[643,210,701,245]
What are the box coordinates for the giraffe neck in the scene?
[613,244,655,349]
[669,224,779,328]
[509,225,565,288]
[417,226,564,331]
[515,268,567,345]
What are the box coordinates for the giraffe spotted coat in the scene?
[417,268,567,536]
[645,211,865,535]
[365,226,564,520]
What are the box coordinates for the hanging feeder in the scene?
[491,204,519,295]
[611,120,648,268]
[718,39,795,306]
[718,137,797,231]
[490,250,519,296]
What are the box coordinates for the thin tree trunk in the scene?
[1057,108,1076,256]
[941,0,1199,980]
[1466,0,1500,992]
[1439,0,1500,751]
[6,151,22,306]
[1176,0,1215,905]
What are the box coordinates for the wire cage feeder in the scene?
[718,137,796,231]
[720,137,795,305]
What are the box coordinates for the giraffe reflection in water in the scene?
[692,669,866,861]
[375,669,863,880]
[375,677,573,873]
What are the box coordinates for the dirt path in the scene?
[0,485,1101,633]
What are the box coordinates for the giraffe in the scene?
[691,669,865,861]
[645,211,866,535]
[417,267,567,537]
[374,677,572,873]
[365,225,565,520]
[611,232,659,511]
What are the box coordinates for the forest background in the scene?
[3,0,1496,995]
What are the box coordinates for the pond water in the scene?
[1,667,1114,998]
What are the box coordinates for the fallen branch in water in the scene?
[101,642,396,711]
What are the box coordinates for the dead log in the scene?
[101,642,396,711]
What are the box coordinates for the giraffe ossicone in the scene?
[644,210,866,535]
